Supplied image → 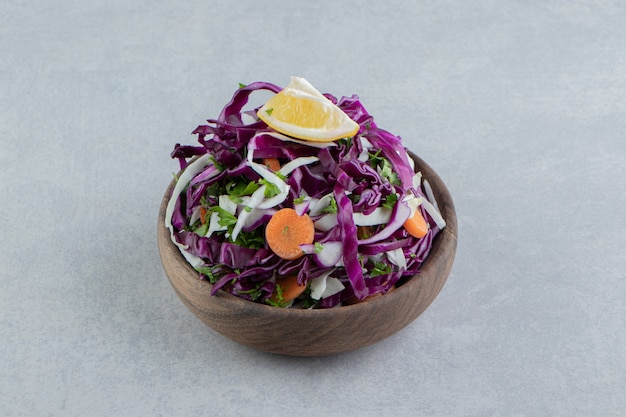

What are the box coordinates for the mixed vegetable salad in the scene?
[165,79,446,308]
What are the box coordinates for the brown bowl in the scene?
[157,151,457,356]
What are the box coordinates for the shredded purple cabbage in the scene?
[167,80,444,308]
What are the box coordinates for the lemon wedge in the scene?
[257,76,360,142]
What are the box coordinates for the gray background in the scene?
[2,1,625,416]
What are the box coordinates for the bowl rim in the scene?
[158,150,457,317]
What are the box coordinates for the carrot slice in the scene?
[404,208,428,238]
[265,208,314,260]
[262,158,281,172]
[271,275,307,304]
[200,207,208,225]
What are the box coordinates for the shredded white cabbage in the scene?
[310,269,344,300]
[308,193,334,216]
[205,211,224,238]
[403,194,424,217]
[230,184,266,241]
[353,207,392,226]
[386,248,407,270]
[421,198,446,230]
[357,136,374,162]
[189,205,202,226]
[218,195,237,215]
[314,241,344,267]
[279,156,320,176]
[423,179,438,210]
[164,155,215,268]
[412,171,422,190]
[314,214,338,231]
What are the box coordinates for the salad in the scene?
[165,77,446,308]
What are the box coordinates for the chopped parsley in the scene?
[259,179,281,198]
[225,177,261,200]
[337,137,353,147]
[235,284,264,301]
[210,206,238,228]
[196,265,221,284]
[209,156,225,172]
[314,242,325,254]
[265,284,290,308]
[368,150,400,186]
[321,196,338,214]
[234,228,265,249]
[382,193,399,210]
[370,260,393,277]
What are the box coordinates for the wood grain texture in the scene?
[157,151,457,356]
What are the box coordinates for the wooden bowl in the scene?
[157,151,457,356]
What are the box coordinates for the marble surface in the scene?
[2,1,625,416]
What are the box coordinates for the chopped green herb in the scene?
[210,206,237,228]
[369,150,400,186]
[208,156,225,172]
[203,184,220,202]
[348,193,360,204]
[380,158,401,186]
[301,299,318,309]
[238,82,247,89]
[368,149,383,166]
[228,195,243,204]
[383,193,399,210]
[265,284,290,308]
[235,284,264,301]
[233,228,265,249]
[265,108,274,116]
[321,196,338,214]
[370,260,393,277]
[259,179,281,198]
[337,137,353,147]
[196,265,221,284]
[226,177,260,198]
[314,242,324,254]
[193,219,209,236]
